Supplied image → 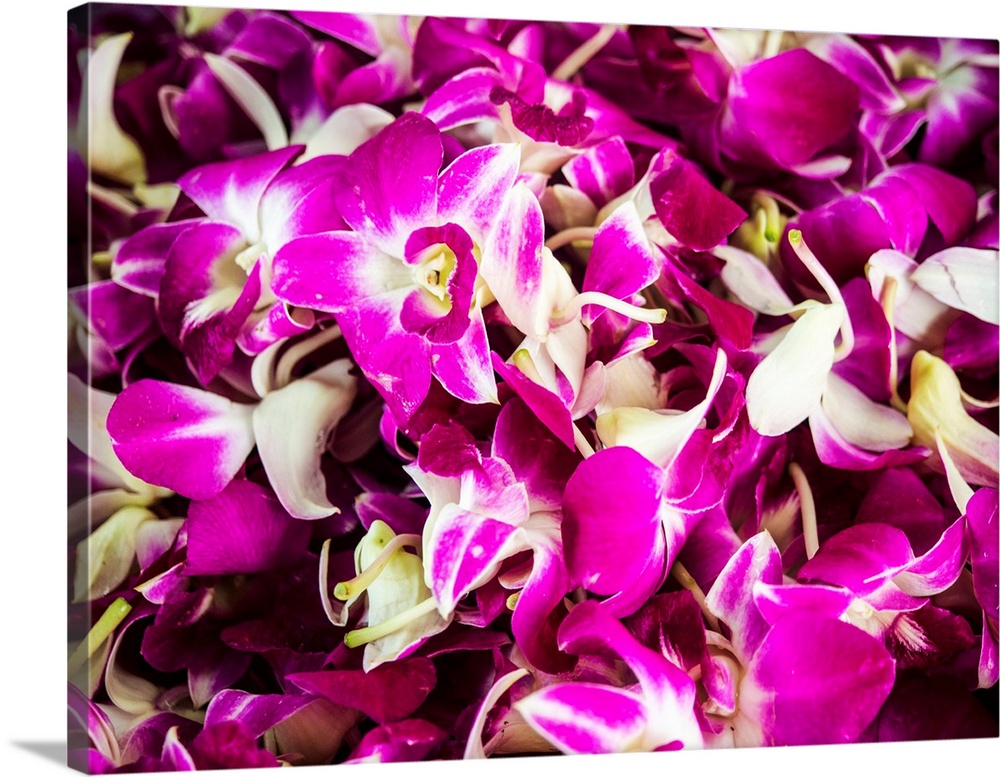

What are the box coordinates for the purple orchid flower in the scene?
[112,146,348,385]
[703,532,896,746]
[273,111,542,425]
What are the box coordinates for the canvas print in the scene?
[67,2,999,772]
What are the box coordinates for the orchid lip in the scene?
[413,243,457,303]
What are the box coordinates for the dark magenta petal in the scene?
[338,305,433,425]
[347,719,447,763]
[650,152,747,251]
[865,672,998,742]
[623,590,709,673]
[70,279,156,352]
[581,202,658,325]
[856,468,948,556]
[354,491,427,534]
[511,528,574,674]
[188,721,280,771]
[968,487,999,619]
[790,195,891,285]
[492,397,580,511]
[742,613,895,746]
[562,447,662,596]
[799,523,915,595]
[203,689,314,739]
[185,480,312,576]
[288,657,437,724]
[668,264,754,349]
[944,314,1000,379]
[830,278,893,402]
[882,163,977,244]
[885,605,975,671]
[858,174,928,257]
[334,51,415,108]
[492,354,574,448]
[728,48,859,168]
[415,424,482,478]
[490,86,594,146]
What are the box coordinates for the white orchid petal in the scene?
[746,303,843,436]
[821,372,912,452]
[81,33,146,184]
[253,359,357,519]
[204,53,289,151]
[911,247,1000,325]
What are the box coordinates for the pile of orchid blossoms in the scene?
[67,4,999,772]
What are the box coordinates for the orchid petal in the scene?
[81,33,146,184]
[746,303,843,436]
[73,505,156,602]
[562,447,662,596]
[289,658,436,725]
[203,53,289,151]
[337,112,442,257]
[204,690,314,739]
[895,516,969,597]
[271,231,409,313]
[911,247,1000,325]
[438,143,521,242]
[107,380,256,500]
[185,480,312,575]
[253,359,357,519]
[178,148,301,241]
[741,613,895,745]
[111,220,200,298]
[301,103,395,162]
[908,351,1000,487]
[821,372,912,452]
[481,182,546,338]
[705,531,782,664]
[516,683,648,755]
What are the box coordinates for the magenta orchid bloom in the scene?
[272,112,544,424]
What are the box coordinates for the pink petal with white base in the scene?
[107,380,256,500]
[480,182,546,338]
[178,147,302,242]
[272,231,408,313]
[336,112,442,258]
[516,683,648,754]
[437,143,521,241]
[705,532,782,664]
